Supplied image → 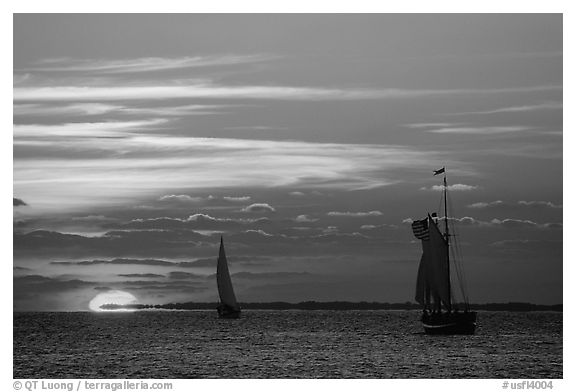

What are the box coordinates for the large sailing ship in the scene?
[216,237,241,319]
[411,168,477,334]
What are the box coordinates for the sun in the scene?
[88,290,138,312]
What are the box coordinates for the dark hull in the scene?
[422,311,477,335]
[217,304,241,319]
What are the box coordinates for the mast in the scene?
[443,172,452,312]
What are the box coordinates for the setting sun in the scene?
[88,290,138,312]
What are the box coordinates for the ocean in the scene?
[13,310,562,379]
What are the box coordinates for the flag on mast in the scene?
[433,167,445,176]
[411,219,430,240]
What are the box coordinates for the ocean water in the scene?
[13,310,562,379]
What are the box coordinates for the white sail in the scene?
[216,237,239,309]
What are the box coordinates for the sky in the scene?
[12,14,563,311]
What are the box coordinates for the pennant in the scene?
[433,167,445,176]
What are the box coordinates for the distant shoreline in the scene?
[95,301,563,312]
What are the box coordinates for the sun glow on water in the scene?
[88,290,138,312]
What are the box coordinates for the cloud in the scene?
[13,275,103,311]
[421,184,478,192]
[118,273,165,278]
[14,275,96,295]
[293,215,318,223]
[121,213,269,231]
[242,229,274,237]
[242,203,276,213]
[158,194,204,203]
[227,230,291,245]
[20,273,206,297]
[16,226,391,264]
[286,227,317,233]
[52,258,183,267]
[467,200,505,209]
[289,191,306,197]
[15,103,228,117]
[12,272,209,311]
[13,198,27,206]
[446,184,478,191]
[403,216,561,230]
[71,215,117,222]
[93,286,113,291]
[14,73,31,85]
[453,217,561,230]
[222,196,251,202]
[157,194,251,204]
[15,229,210,259]
[446,102,562,115]
[119,282,206,293]
[518,200,562,209]
[21,54,279,74]
[312,232,371,241]
[14,103,122,116]
[223,125,288,131]
[404,122,465,129]
[13,83,388,102]
[15,136,446,211]
[426,126,533,134]
[467,200,562,209]
[322,226,339,234]
[490,218,540,229]
[14,119,168,138]
[14,266,31,271]
[85,259,202,269]
[327,211,383,217]
[489,218,562,230]
[183,255,270,267]
[360,224,398,230]
[404,122,541,137]
[193,213,254,223]
[51,257,209,269]
[115,104,228,117]
[13,83,562,103]
[167,271,206,280]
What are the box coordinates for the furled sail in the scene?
[216,237,239,309]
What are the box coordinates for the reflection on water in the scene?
[13,310,562,378]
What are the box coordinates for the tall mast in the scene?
[443,172,452,312]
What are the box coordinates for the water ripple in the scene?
[13,310,562,378]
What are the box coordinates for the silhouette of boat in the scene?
[412,168,477,334]
[216,237,241,319]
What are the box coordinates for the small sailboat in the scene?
[412,167,477,334]
[216,236,241,319]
